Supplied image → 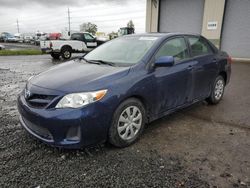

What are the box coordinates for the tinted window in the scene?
[155,37,189,62]
[71,34,83,41]
[188,37,212,56]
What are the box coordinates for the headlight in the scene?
[55,89,107,109]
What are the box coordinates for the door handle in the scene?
[212,58,217,63]
[187,65,193,70]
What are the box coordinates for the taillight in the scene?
[227,56,232,64]
[49,42,53,48]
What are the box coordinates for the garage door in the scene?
[159,0,205,33]
[221,0,250,58]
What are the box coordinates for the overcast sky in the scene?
[0,0,146,35]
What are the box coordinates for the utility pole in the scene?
[16,19,20,33]
[67,8,71,36]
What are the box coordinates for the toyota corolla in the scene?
[17,33,231,148]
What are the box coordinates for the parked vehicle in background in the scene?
[49,33,62,40]
[35,32,47,46]
[118,27,135,36]
[60,30,78,40]
[40,32,103,60]
[18,33,231,149]
[0,44,5,50]
[23,33,35,43]
[40,34,49,41]
[0,32,11,42]
[14,33,24,43]
[6,34,19,42]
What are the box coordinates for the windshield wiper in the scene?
[79,57,100,65]
[88,59,116,66]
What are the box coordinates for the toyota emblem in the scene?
[24,89,31,99]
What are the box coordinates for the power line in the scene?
[0,7,144,23]
[0,8,146,33]
[70,6,144,14]
[71,10,145,19]
[0,10,145,28]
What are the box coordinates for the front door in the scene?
[83,33,97,49]
[152,37,194,114]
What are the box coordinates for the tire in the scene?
[206,75,225,104]
[108,98,146,148]
[61,46,72,60]
[50,53,60,60]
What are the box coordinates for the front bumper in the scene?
[17,94,111,149]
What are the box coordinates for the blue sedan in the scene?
[17,33,231,148]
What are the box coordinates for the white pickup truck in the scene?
[40,32,104,60]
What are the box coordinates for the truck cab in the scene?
[70,33,97,48]
[118,27,135,36]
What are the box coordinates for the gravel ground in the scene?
[0,55,249,188]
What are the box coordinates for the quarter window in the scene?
[188,37,212,56]
[155,37,189,62]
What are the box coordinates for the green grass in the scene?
[0,49,42,56]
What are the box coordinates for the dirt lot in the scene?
[0,55,249,188]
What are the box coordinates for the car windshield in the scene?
[84,36,158,65]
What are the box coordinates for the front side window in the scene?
[84,33,94,41]
[188,36,212,57]
[155,37,189,62]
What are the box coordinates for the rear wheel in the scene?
[50,53,60,60]
[61,47,72,60]
[108,98,146,148]
[206,75,225,104]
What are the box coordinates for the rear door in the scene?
[186,36,218,100]
[153,36,195,113]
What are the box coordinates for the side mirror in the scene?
[155,56,174,67]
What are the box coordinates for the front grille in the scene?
[22,117,53,141]
[26,93,56,108]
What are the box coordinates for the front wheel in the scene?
[206,75,225,104]
[108,98,146,148]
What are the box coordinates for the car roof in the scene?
[126,32,201,38]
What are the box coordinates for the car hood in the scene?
[30,60,130,93]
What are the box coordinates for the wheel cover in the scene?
[64,51,70,58]
[117,106,142,141]
[214,79,224,100]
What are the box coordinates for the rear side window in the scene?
[71,34,83,41]
[188,36,212,57]
[155,37,189,62]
